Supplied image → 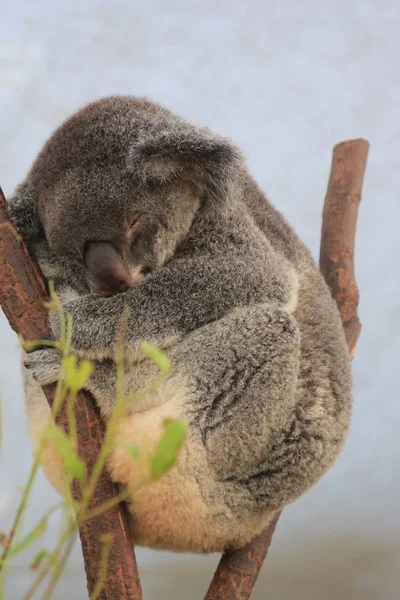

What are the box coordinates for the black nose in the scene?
[94,271,132,296]
[84,241,133,296]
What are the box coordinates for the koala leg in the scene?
[176,302,346,518]
[172,303,304,516]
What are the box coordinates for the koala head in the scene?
[9,96,243,296]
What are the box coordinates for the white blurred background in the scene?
[1,1,399,598]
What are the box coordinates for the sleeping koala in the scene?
[8,96,352,553]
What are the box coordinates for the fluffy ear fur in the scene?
[7,183,43,242]
[127,124,244,201]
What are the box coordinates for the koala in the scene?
[8,96,352,553]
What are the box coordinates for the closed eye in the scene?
[129,214,142,238]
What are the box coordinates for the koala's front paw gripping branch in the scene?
[0,137,368,600]
[204,138,369,600]
[0,187,142,599]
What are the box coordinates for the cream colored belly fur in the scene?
[24,372,272,553]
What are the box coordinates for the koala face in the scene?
[9,96,243,296]
[38,165,201,296]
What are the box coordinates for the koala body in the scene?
[9,96,352,553]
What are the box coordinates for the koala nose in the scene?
[84,241,133,296]
[95,271,132,296]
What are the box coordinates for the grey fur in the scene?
[11,96,352,550]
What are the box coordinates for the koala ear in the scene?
[127,124,243,199]
[7,183,43,242]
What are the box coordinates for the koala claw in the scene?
[23,348,63,386]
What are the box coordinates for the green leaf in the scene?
[151,419,187,479]
[63,354,94,394]
[44,426,87,484]
[30,549,54,571]
[139,341,172,374]
[9,519,47,558]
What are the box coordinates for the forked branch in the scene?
[204,138,369,600]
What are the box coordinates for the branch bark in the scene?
[204,138,369,600]
[0,187,142,600]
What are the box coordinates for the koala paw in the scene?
[23,348,63,386]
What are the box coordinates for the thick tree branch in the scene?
[204,138,369,600]
[0,187,142,600]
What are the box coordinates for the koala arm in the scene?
[30,239,91,297]
[51,253,292,360]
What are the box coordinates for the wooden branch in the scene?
[204,138,369,600]
[204,512,281,600]
[320,139,369,355]
[0,187,142,600]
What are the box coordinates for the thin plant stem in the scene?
[41,525,77,600]
[0,460,41,580]
[23,518,76,600]
[84,475,148,522]
[89,535,113,600]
